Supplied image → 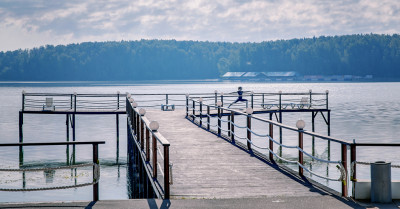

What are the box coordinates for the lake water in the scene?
[1,81,400,202]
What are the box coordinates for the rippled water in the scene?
[1,81,400,202]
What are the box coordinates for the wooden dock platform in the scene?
[145,109,334,199]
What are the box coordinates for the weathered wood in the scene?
[145,110,333,199]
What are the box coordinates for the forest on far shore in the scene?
[0,34,399,81]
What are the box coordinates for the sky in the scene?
[0,0,399,52]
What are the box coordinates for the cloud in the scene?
[0,0,399,51]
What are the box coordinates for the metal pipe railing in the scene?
[0,141,105,201]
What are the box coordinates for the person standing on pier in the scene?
[228,86,250,108]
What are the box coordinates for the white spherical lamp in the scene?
[216,101,222,107]
[278,91,282,94]
[296,120,306,130]
[326,90,329,94]
[199,97,203,102]
[128,98,134,103]
[139,108,146,116]
[132,102,138,108]
[185,93,189,98]
[150,121,159,131]
[246,108,253,114]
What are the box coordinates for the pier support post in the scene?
[227,115,231,137]
[146,128,150,161]
[152,134,157,178]
[341,144,348,197]
[312,111,315,157]
[350,144,356,182]
[19,111,24,166]
[93,143,99,201]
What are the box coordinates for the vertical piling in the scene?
[341,144,348,197]
[93,144,99,201]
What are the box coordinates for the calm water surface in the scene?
[1,81,400,202]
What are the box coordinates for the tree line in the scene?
[0,34,399,81]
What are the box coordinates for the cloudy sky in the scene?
[0,0,399,52]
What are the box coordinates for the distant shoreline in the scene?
[0,78,400,87]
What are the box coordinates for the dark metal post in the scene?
[93,144,99,201]
[221,95,224,107]
[73,93,77,141]
[152,134,157,178]
[166,94,169,105]
[247,114,252,151]
[298,129,304,176]
[186,95,189,117]
[19,111,24,166]
[192,100,195,120]
[262,93,265,108]
[116,114,119,146]
[22,92,25,111]
[146,128,150,161]
[279,92,282,157]
[312,111,315,157]
[341,144,348,197]
[207,106,210,131]
[227,115,231,137]
[217,107,221,136]
[251,93,254,109]
[231,112,235,143]
[326,90,329,109]
[164,145,170,199]
[199,102,203,127]
[117,92,120,110]
[351,144,356,182]
[70,94,73,109]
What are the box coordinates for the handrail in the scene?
[0,141,104,201]
[126,96,171,199]
[187,97,350,196]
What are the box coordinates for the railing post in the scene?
[262,93,265,108]
[326,90,329,109]
[166,94,169,105]
[22,91,25,111]
[230,112,235,143]
[227,115,231,137]
[341,143,348,197]
[220,93,224,107]
[207,106,210,131]
[164,145,170,199]
[117,91,120,110]
[251,92,254,109]
[296,120,305,176]
[93,143,99,201]
[192,100,195,120]
[298,130,304,176]
[247,113,252,151]
[217,107,221,136]
[146,128,150,161]
[70,94,73,109]
[152,134,157,178]
[269,122,274,162]
[214,90,217,108]
[309,89,312,108]
[199,100,203,127]
[351,144,356,182]
[186,94,189,117]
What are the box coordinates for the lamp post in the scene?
[296,120,305,176]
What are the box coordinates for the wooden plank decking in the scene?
[145,109,334,199]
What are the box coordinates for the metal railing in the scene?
[22,91,125,111]
[0,141,105,201]
[126,96,171,199]
[187,97,351,196]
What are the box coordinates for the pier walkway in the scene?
[145,109,336,199]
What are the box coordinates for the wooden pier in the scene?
[144,109,333,199]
